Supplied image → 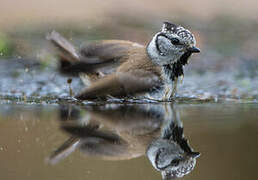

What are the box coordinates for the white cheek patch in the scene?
[157,36,172,55]
[146,34,184,66]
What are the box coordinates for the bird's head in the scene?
[147,22,200,66]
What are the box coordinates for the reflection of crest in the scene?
[48,104,199,179]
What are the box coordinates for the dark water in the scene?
[0,103,257,180]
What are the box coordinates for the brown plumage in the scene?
[47,31,162,100]
[47,22,200,100]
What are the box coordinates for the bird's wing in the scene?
[79,40,144,64]
[75,40,145,75]
[47,31,144,74]
[75,70,160,100]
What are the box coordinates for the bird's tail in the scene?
[47,31,84,75]
[46,31,80,62]
[46,31,105,76]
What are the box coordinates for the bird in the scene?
[47,22,200,101]
[146,115,200,179]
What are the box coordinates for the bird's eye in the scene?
[170,38,180,45]
[171,159,180,166]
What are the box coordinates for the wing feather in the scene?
[79,40,144,64]
[47,31,144,75]
[75,71,160,100]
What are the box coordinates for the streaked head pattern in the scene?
[147,22,200,66]
[161,22,196,47]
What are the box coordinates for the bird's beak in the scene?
[189,152,201,158]
[188,46,200,53]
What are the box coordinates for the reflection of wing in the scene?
[76,70,160,100]
[48,124,126,163]
[85,105,163,135]
[49,105,169,163]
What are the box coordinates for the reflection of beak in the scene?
[189,152,201,158]
[188,46,200,53]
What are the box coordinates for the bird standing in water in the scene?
[47,22,200,101]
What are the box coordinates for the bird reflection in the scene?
[49,104,200,179]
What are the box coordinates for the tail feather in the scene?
[46,31,80,62]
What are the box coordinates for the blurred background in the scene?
[0,2,258,180]
[0,0,257,100]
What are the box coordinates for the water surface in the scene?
[0,103,257,180]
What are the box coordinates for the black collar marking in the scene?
[163,51,192,81]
